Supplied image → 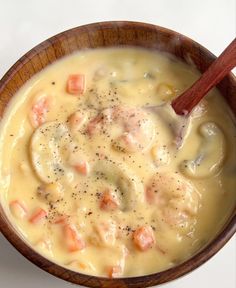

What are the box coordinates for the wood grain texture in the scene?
[0,21,235,288]
[172,38,236,115]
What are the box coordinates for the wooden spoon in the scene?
[171,38,236,115]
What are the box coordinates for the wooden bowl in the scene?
[0,21,235,288]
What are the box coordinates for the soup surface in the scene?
[0,48,235,277]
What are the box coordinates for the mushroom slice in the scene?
[93,158,144,211]
[30,121,72,183]
[180,122,225,178]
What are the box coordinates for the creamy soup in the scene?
[0,48,235,278]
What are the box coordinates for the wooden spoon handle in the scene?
[172,38,236,115]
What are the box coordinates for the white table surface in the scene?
[0,0,235,287]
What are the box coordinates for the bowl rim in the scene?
[0,21,235,288]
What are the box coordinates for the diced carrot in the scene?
[74,160,89,176]
[67,74,85,95]
[29,208,47,224]
[133,226,155,251]
[100,189,119,211]
[64,224,86,252]
[29,96,49,128]
[10,200,28,219]
[107,265,122,278]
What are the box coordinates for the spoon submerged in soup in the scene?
[146,38,236,148]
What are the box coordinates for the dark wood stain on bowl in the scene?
[0,21,235,288]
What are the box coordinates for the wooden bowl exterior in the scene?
[0,21,235,288]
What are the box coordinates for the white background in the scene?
[0,0,235,287]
